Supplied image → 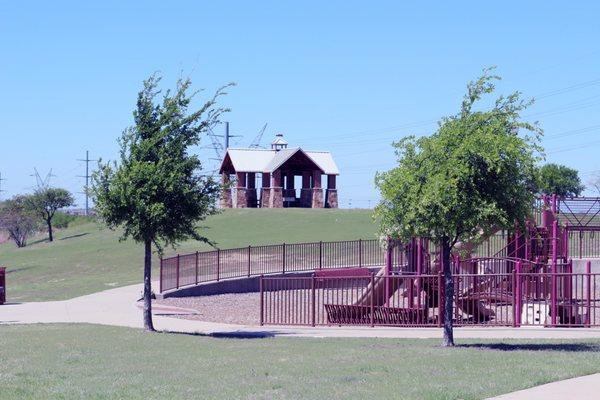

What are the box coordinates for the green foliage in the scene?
[51,212,95,229]
[536,163,584,197]
[91,75,232,251]
[375,68,543,246]
[52,211,77,229]
[26,188,75,242]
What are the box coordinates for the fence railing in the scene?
[159,235,521,293]
[260,268,600,328]
[160,239,392,292]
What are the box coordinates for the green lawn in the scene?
[0,209,376,301]
[1,324,600,400]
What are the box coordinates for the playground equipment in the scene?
[261,194,600,327]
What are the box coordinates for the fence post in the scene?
[248,245,251,277]
[282,243,286,274]
[513,228,521,258]
[159,256,163,293]
[176,254,180,289]
[437,270,443,327]
[551,221,558,326]
[216,249,220,281]
[385,238,393,307]
[311,274,316,327]
[515,261,522,327]
[563,222,569,261]
[259,275,264,326]
[580,231,583,259]
[586,261,592,328]
[195,251,199,285]
[359,239,363,267]
[525,221,530,261]
[370,273,375,327]
[319,241,323,269]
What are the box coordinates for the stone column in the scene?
[300,171,312,208]
[220,173,232,208]
[311,170,324,208]
[260,172,271,208]
[325,174,338,208]
[269,170,283,208]
[235,172,247,208]
[246,172,257,208]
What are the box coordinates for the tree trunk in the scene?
[47,219,53,242]
[442,238,454,346]
[143,239,155,332]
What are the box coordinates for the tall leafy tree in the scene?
[92,75,231,331]
[375,68,543,346]
[26,188,75,242]
[536,163,584,197]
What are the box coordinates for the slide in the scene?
[351,265,403,307]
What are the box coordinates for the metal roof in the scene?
[220,147,339,175]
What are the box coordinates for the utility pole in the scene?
[77,150,97,216]
[0,172,5,200]
[224,121,230,149]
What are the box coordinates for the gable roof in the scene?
[219,147,339,175]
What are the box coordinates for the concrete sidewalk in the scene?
[487,373,600,399]
[3,281,600,339]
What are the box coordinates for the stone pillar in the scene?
[235,172,247,208]
[269,170,283,208]
[247,172,257,208]
[220,173,232,208]
[260,172,271,208]
[300,171,312,208]
[311,171,324,208]
[325,175,338,208]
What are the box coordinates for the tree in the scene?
[536,163,584,197]
[91,75,231,331]
[589,172,600,196]
[26,188,75,242]
[0,195,39,247]
[375,68,542,346]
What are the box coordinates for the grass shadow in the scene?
[26,238,48,246]
[459,343,600,352]
[6,266,34,274]
[159,329,284,339]
[59,233,90,241]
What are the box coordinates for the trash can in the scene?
[0,267,5,305]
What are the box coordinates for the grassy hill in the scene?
[0,209,377,302]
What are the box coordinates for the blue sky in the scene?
[2,1,600,208]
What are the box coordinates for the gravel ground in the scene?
[155,293,261,326]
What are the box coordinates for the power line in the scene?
[77,150,97,216]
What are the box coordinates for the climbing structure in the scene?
[322,194,600,327]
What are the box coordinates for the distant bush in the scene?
[53,212,95,229]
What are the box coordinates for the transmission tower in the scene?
[31,168,56,190]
